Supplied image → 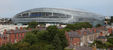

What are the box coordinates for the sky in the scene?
[0,0,113,18]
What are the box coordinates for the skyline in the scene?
[0,0,113,18]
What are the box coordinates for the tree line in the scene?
[0,21,95,50]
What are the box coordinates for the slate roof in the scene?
[75,46,92,50]
[67,28,105,38]
[6,29,30,34]
[0,34,8,38]
[68,32,82,38]
[97,36,106,39]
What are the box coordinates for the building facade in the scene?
[12,8,104,26]
[65,26,110,47]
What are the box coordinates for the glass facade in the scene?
[12,8,104,26]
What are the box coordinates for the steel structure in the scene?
[12,8,104,25]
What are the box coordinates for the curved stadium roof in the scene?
[15,8,104,20]
[13,8,105,25]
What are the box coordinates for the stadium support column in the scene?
[70,15,74,24]
[51,12,53,16]
[20,14,22,16]
[28,12,31,16]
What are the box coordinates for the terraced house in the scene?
[65,26,111,48]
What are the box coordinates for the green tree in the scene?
[0,43,17,50]
[52,34,62,50]
[66,22,92,30]
[105,35,113,48]
[91,40,106,48]
[65,24,75,30]
[36,30,50,43]
[46,26,59,41]
[110,16,113,23]
[29,42,54,50]
[0,25,68,50]
[58,29,68,49]
[95,24,102,27]
[28,21,38,28]
[46,25,58,34]
[44,44,55,50]
[23,32,37,45]
[15,42,30,50]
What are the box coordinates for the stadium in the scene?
[12,8,104,26]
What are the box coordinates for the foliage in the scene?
[52,34,62,50]
[0,25,68,50]
[58,29,68,49]
[95,24,102,27]
[23,32,37,45]
[91,34,113,49]
[0,43,17,50]
[27,21,38,28]
[90,40,106,48]
[110,16,113,23]
[64,49,73,50]
[29,42,54,50]
[106,16,113,25]
[65,22,92,30]
[15,42,30,50]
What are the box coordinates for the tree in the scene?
[95,24,102,27]
[28,21,38,28]
[29,42,54,50]
[23,32,37,45]
[0,43,18,50]
[66,22,92,30]
[58,29,68,49]
[46,25,58,34]
[90,34,113,49]
[15,42,30,50]
[65,24,75,30]
[44,44,55,50]
[0,25,68,50]
[31,29,39,34]
[36,30,50,43]
[110,16,113,23]
[106,34,113,47]
[46,26,59,41]
[90,40,106,48]
[52,34,62,50]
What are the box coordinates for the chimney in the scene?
[15,27,18,30]
[22,33,25,39]
[19,33,22,40]
[65,31,71,45]
[76,30,81,35]
[89,28,92,32]
[28,28,31,31]
[16,33,19,42]
[70,30,74,33]
[20,27,23,30]
[0,37,2,46]
[84,31,87,35]
[3,29,7,35]
[94,28,96,33]
[82,28,85,30]
[10,29,14,34]
[100,32,103,36]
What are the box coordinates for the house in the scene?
[65,26,109,47]
[0,27,29,46]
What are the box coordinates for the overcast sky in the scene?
[0,0,113,18]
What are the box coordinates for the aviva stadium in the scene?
[12,8,104,26]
